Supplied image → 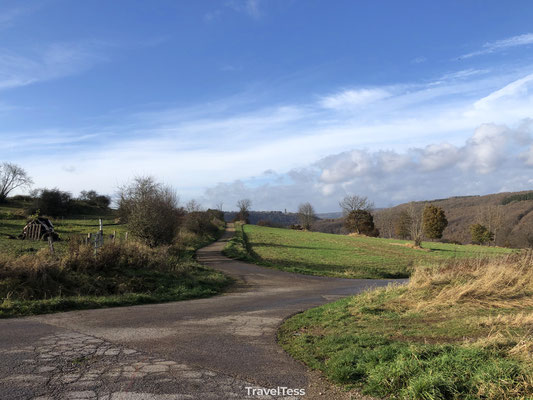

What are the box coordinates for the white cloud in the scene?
[524,145,533,166]
[460,33,533,59]
[460,124,510,173]
[418,143,460,171]
[473,73,533,110]
[320,88,391,110]
[202,122,533,211]
[5,66,533,208]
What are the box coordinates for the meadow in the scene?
[278,253,533,399]
[224,224,515,279]
[0,200,231,318]
[0,200,126,256]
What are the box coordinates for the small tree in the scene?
[407,202,424,247]
[117,176,183,246]
[0,162,33,203]
[236,199,251,223]
[470,223,494,245]
[422,204,448,240]
[297,202,316,230]
[394,210,411,239]
[477,205,504,245]
[344,209,379,236]
[339,195,373,215]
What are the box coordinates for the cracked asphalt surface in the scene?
[0,225,402,399]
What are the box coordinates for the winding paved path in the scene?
[0,225,401,399]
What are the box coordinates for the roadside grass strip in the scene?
[278,253,533,399]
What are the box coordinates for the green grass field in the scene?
[0,200,231,318]
[224,224,514,279]
[278,254,533,399]
[0,201,126,256]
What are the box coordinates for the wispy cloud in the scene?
[460,32,533,59]
[0,42,106,91]
[319,88,392,110]
[411,56,427,64]
[4,66,533,207]
[225,0,263,19]
[204,9,222,22]
[0,4,37,30]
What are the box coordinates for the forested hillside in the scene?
[374,191,533,247]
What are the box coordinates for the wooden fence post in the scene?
[48,235,54,255]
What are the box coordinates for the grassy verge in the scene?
[278,253,533,399]
[1,231,231,318]
[228,225,514,279]
[222,223,254,262]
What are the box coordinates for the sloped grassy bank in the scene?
[278,253,533,399]
[0,234,232,318]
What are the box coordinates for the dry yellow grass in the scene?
[405,251,533,309]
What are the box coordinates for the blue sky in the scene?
[2,0,533,211]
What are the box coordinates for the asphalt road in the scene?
[0,225,402,400]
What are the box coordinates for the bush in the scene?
[79,190,111,208]
[183,211,222,237]
[470,223,494,245]
[27,188,72,217]
[117,177,183,246]
[344,210,379,236]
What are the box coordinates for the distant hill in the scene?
[316,212,343,219]
[374,190,533,248]
[309,190,533,248]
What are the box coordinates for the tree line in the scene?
[0,162,516,247]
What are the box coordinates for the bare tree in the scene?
[407,202,424,247]
[374,209,395,238]
[186,199,202,213]
[339,195,374,215]
[236,199,252,223]
[477,205,504,245]
[117,176,183,246]
[297,202,316,230]
[215,201,224,212]
[0,162,33,202]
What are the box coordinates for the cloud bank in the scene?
[203,121,533,211]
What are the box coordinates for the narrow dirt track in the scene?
[0,225,402,399]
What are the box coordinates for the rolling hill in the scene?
[310,190,533,248]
